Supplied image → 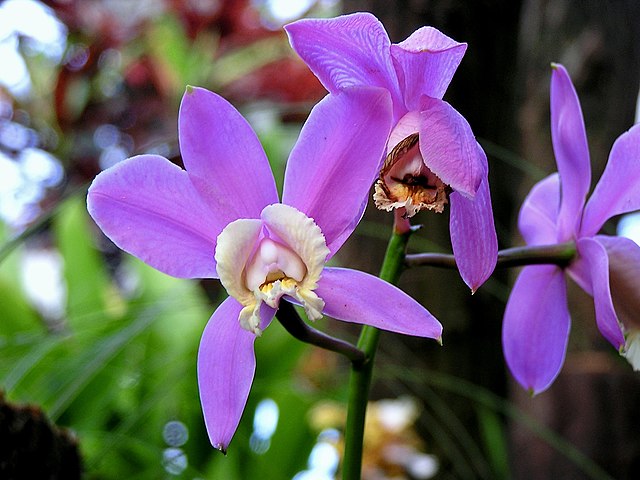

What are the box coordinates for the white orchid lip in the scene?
[214,203,330,335]
[623,329,640,371]
[374,132,450,218]
[245,238,307,292]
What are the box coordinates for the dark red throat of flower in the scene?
[373,133,450,218]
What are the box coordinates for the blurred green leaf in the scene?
[62,76,91,123]
[211,36,290,89]
[54,196,114,328]
[0,221,44,335]
[146,14,217,97]
[477,405,510,479]
[0,277,42,335]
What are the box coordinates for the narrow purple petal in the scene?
[316,267,442,339]
[595,235,640,333]
[282,87,392,257]
[581,124,640,236]
[565,250,592,295]
[449,170,498,292]
[502,265,570,394]
[517,173,561,246]
[550,64,591,240]
[419,98,484,197]
[87,154,218,278]
[284,13,403,113]
[179,87,278,222]
[573,238,625,348]
[197,297,276,452]
[390,26,467,109]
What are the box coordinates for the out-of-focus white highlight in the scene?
[617,80,640,245]
[249,398,279,454]
[293,429,340,480]
[375,396,419,433]
[618,212,640,246]
[20,247,67,320]
[0,0,67,95]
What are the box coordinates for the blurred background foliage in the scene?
[1,0,639,479]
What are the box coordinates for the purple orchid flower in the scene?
[87,85,443,451]
[285,12,497,291]
[503,64,640,394]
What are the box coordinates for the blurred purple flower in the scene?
[87,86,443,451]
[503,64,640,394]
[285,12,497,291]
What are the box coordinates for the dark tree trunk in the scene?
[342,1,640,478]
[0,393,82,479]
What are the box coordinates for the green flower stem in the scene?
[342,228,413,480]
[404,242,577,270]
[340,239,577,478]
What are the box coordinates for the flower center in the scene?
[214,203,330,335]
[373,133,450,218]
[244,237,307,300]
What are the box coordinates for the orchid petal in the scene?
[502,265,570,394]
[197,297,275,452]
[518,173,561,246]
[565,249,592,295]
[179,87,278,223]
[215,218,263,307]
[574,238,625,348]
[593,235,640,333]
[449,170,498,292]
[282,87,392,257]
[284,13,402,109]
[87,154,218,278]
[316,267,442,339]
[390,27,466,109]
[581,124,640,236]
[261,204,329,292]
[550,64,591,240]
[418,98,484,197]
[387,111,420,152]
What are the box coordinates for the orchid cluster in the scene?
[286,13,497,291]
[502,64,640,393]
[86,9,640,475]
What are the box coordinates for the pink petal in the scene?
[449,170,498,292]
[418,98,484,197]
[502,265,570,394]
[390,26,467,109]
[517,173,561,246]
[284,13,403,113]
[179,87,278,223]
[573,237,626,348]
[87,154,218,278]
[316,267,442,339]
[595,235,640,332]
[581,124,640,236]
[565,250,592,295]
[282,87,392,257]
[197,297,275,452]
[550,64,591,240]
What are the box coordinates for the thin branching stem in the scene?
[405,242,577,270]
[275,300,366,365]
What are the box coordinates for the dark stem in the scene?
[404,242,577,269]
[275,300,366,366]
